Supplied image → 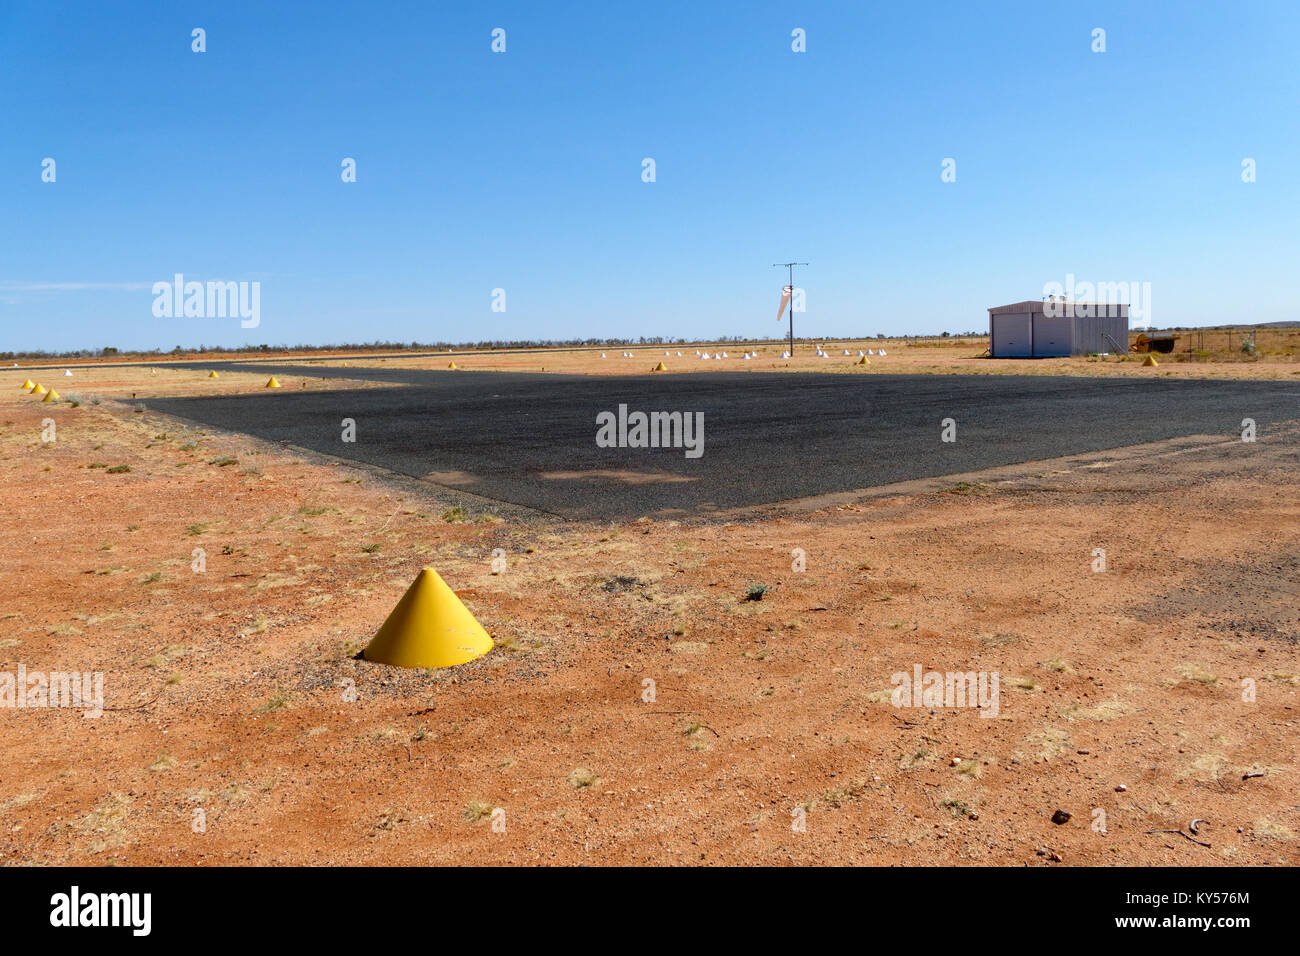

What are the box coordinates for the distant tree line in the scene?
[0,331,995,361]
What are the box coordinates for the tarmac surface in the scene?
[137,365,1300,518]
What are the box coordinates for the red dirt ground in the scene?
[1,365,1297,865]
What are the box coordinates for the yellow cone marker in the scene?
[448,361,458,369]
[856,356,870,365]
[20,379,34,390]
[265,376,282,388]
[32,383,47,395]
[208,370,219,378]
[1142,354,1158,367]
[653,361,667,371]
[42,389,60,402]
[362,568,493,668]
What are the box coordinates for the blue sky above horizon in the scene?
[2,1,1297,352]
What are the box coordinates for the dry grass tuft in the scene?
[568,767,597,789]
[1177,663,1219,685]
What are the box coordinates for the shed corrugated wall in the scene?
[1071,311,1129,354]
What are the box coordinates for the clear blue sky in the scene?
[2,1,1297,352]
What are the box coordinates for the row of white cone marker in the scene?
[782,347,891,359]
[598,350,698,359]
[595,347,885,362]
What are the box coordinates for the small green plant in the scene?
[940,798,975,819]
[185,524,207,536]
[360,543,381,554]
[208,456,237,467]
[441,507,467,523]
[254,692,290,714]
[745,583,769,601]
[106,464,131,474]
[462,799,494,822]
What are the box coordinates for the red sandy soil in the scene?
[293,336,1300,380]
[1,367,1297,865]
[14,329,1300,382]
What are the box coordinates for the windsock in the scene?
[777,285,792,321]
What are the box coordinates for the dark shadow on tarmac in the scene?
[135,370,1300,519]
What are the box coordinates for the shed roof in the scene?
[989,300,1130,316]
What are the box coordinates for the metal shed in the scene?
[988,300,1129,358]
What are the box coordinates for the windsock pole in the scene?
[773,261,808,356]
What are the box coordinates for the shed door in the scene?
[992,313,1031,357]
[1032,313,1071,356]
